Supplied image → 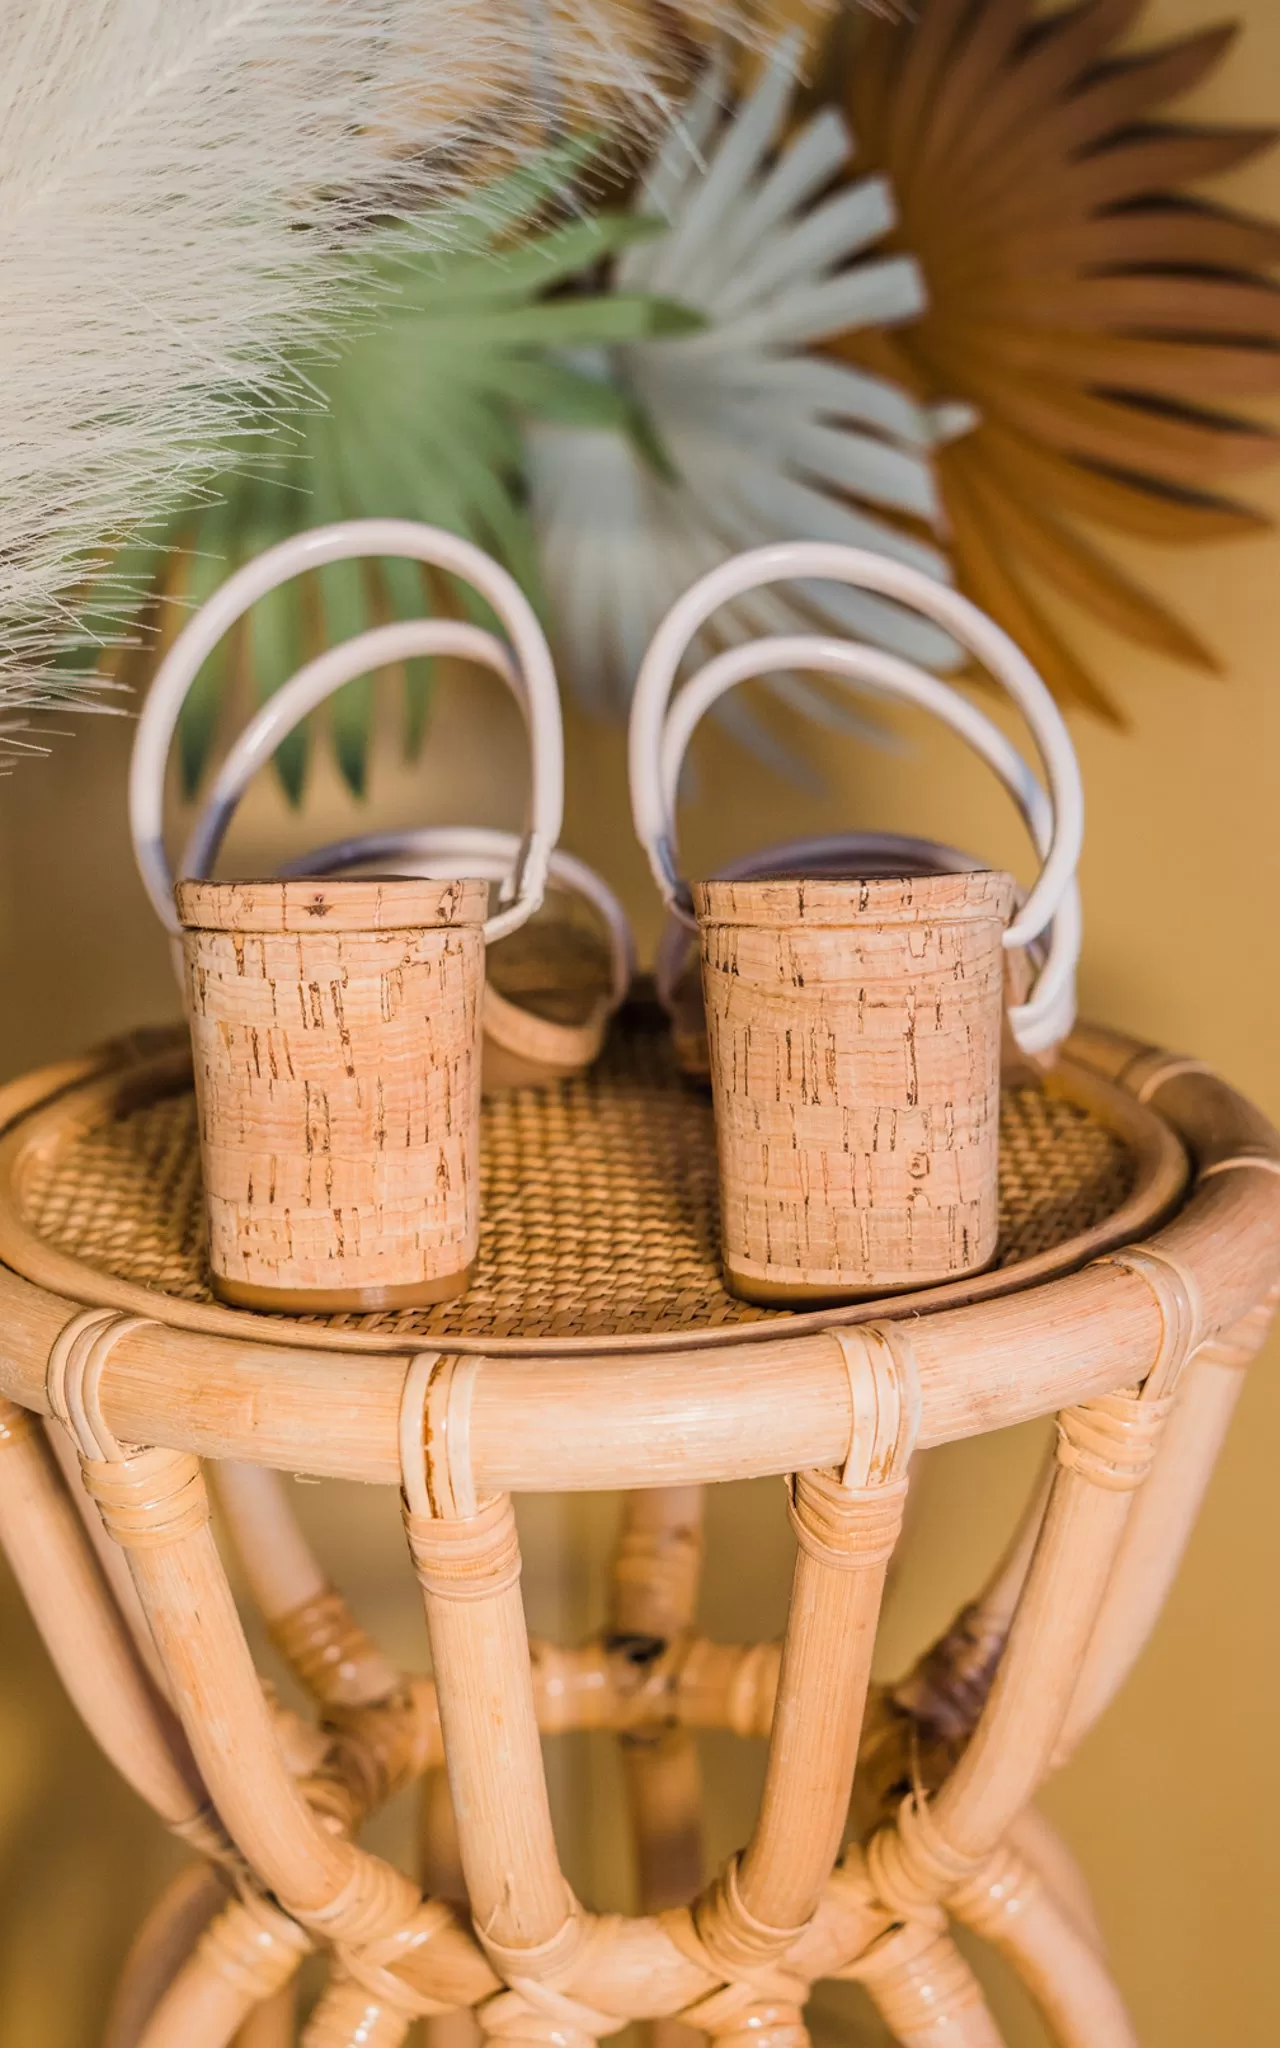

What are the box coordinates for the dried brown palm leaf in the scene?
[830,0,1280,718]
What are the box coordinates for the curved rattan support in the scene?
[395,1345,919,2036]
[842,1920,1005,2046]
[137,1892,310,2048]
[188,1273,1261,2031]
[891,1449,1054,1752]
[211,1454,437,1824]
[951,1846,1138,2048]
[417,1774,483,2048]
[0,1377,220,1850]
[703,1328,917,1954]
[399,1354,597,2021]
[49,1329,499,2021]
[103,1862,227,2048]
[607,1487,707,2048]
[672,1973,810,2048]
[834,1240,1226,2045]
[865,1280,1197,1922]
[213,1457,442,1832]
[1057,1293,1274,1760]
[214,1461,403,1711]
[330,1908,465,2031]
[41,1407,174,1701]
[236,1989,299,2048]
[609,1485,704,1656]
[302,1977,414,2046]
[873,1426,1166,1911]
[269,1583,405,1715]
[556,1326,918,2044]
[867,1291,1275,1839]
[1002,1808,1105,1957]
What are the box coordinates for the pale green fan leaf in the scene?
[409,294,702,349]
[374,554,435,760]
[314,479,375,799]
[492,358,678,480]
[398,211,664,302]
[95,143,703,801]
[400,137,602,258]
[247,573,308,804]
[176,498,237,799]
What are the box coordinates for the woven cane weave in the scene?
[18,1006,1139,1343]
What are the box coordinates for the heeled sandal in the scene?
[130,518,570,1310]
[629,541,1084,1304]
[133,518,631,1097]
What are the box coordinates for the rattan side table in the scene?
[0,1004,1275,2048]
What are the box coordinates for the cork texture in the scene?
[178,879,487,1308]
[694,871,1016,1302]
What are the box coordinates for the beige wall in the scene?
[2,1,1278,2037]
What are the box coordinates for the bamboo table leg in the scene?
[44,1411,174,1701]
[1056,1297,1272,1760]
[47,1313,495,2034]
[861,1293,1274,2041]
[861,1250,1202,2044]
[951,1846,1137,2048]
[421,1768,483,2048]
[841,1921,1006,2047]
[138,1895,310,2048]
[103,1864,226,2048]
[215,1461,404,1712]
[1003,1808,1104,1956]
[303,1975,415,2046]
[401,1352,598,2044]
[670,1325,926,2046]
[609,1486,706,2048]
[0,1390,219,1850]
[235,1987,298,2048]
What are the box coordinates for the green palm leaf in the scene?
[175,495,237,799]
[91,152,701,801]
[248,574,308,803]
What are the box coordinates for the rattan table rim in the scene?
[0,1020,1275,1493]
[0,1028,1185,1357]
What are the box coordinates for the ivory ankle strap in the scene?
[629,542,1084,1056]
[131,518,565,946]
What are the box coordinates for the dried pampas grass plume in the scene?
[0,0,743,730]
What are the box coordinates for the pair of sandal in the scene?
[130,519,1081,1107]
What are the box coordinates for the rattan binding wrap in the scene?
[0,1001,1183,1352]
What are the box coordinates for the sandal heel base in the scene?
[211,1263,475,1317]
[722,1246,999,1310]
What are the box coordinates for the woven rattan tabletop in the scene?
[0,1001,1187,1357]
